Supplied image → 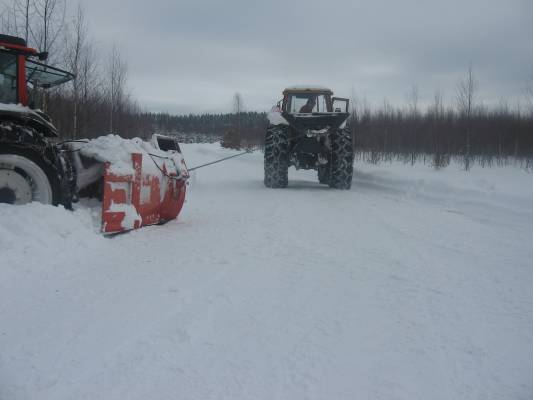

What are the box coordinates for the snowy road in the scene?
[1,143,533,399]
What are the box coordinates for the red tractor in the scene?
[0,34,189,234]
[0,34,76,207]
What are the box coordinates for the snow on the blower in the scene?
[1,143,533,400]
[74,134,185,176]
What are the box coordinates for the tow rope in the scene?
[58,139,253,174]
[187,150,253,172]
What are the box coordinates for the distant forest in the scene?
[2,0,532,170]
[147,105,533,170]
[351,102,533,170]
[146,111,267,148]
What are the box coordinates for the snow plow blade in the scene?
[101,153,187,234]
[71,134,188,234]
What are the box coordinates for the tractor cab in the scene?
[278,86,350,135]
[0,34,73,107]
[281,86,350,114]
[283,87,334,113]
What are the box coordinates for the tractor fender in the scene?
[0,121,75,208]
[267,106,289,126]
[0,107,58,137]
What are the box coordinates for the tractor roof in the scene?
[0,34,36,55]
[283,85,333,95]
[0,34,26,47]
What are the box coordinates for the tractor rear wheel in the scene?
[328,127,354,189]
[0,122,62,206]
[0,150,60,205]
[264,125,289,188]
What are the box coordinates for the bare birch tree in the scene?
[233,92,243,136]
[432,89,444,117]
[456,66,477,170]
[31,0,66,58]
[30,0,66,111]
[107,45,127,134]
[64,4,87,138]
[15,0,31,42]
[78,41,100,137]
[526,72,533,117]
[407,84,419,117]
[349,86,358,145]
[0,6,15,34]
[0,0,31,40]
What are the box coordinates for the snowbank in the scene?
[284,85,332,91]
[1,143,532,400]
[267,106,289,125]
[0,201,102,255]
[0,102,33,113]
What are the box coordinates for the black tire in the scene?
[328,127,354,189]
[0,123,65,206]
[0,146,61,205]
[317,164,330,184]
[264,125,289,188]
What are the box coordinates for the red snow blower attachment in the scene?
[71,134,189,234]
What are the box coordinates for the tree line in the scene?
[146,110,267,149]
[148,75,533,170]
[146,105,533,170]
[351,102,533,170]
[2,1,532,169]
[350,76,533,170]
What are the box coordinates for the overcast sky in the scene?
[82,0,533,114]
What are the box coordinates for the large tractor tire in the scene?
[328,127,354,190]
[0,148,60,205]
[264,125,289,188]
[0,123,64,206]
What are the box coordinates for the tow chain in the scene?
[187,150,253,172]
[57,138,253,177]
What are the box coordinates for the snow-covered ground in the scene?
[1,143,532,400]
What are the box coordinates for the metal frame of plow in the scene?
[101,153,186,234]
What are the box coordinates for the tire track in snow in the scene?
[368,203,456,400]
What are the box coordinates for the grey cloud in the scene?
[82,0,533,113]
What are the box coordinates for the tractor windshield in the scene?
[25,60,74,88]
[0,51,18,104]
[287,93,332,113]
